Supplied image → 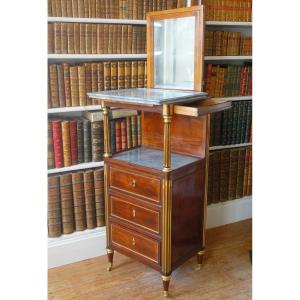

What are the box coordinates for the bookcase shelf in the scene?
[204,56,252,61]
[212,96,252,102]
[48,161,104,175]
[48,54,147,62]
[48,105,102,114]
[209,143,252,151]
[48,17,147,25]
[205,21,252,27]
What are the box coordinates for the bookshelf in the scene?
[213,96,252,102]
[47,161,104,175]
[205,56,252,60]
[48,54,147,61]
[48,105,101,114]
[206,21,252,27]
[48,17,147,25]
[209,143,252,151]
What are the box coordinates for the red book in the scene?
[120,120,127,150]
[248,72,252,95]
[51,120,64,168]
[239,66,247,96]
[69,120,78,165]
[115,121,121,152]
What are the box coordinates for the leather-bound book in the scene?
[212,150,221,203]
[143,0,148,19]
[69,120,78,165]
[72,171,87,231]
[97,62,104,91]
[103,24,109,54]
[61,23,68,54]
[177,0,185,7]
[207,153,214,205]
[228,148,239,200]
[127,25,133,53]
[83,0,89,17]
[144,61,147,87]
[94,168,105,227]
[213,111,222,146]
[67,23,75,54]
[91,63,98,92]
[61,0,68,16]
[236,148,246,198]
[72,0,78,17]
[137,114,141,146]
[48,24,54,53]
[54,23,62,53]
[74,23,80,53]
[50,0,56,16]
[48,121,55,169]
[62,63,71,107]
[219,149,230,202]
[136,27,142,53]
[78,0,85,17]
[84,63,93,105]
[118,61,125,89]
[111,62,118,90]
[119,0,124,18]
[91,24,97,54]
[104,62,111,90]
[115,120,121,152]
[90,0,96,17]
[128,0,133,19]
[57,64,66,107]
[131,115,137,147]
[96,0,101,17]
[60,173,74,234]
[48,175,62,237]
[77,119,84,164]
[125,61,132,88]
[84,170,97,229]
[49,64,59,108]
[97,24,104,54]
[110,119,116,154]
[66,0,73,17]
[138,60,145,88]
[121,25,128,54]
[235,101,245,144]
[61,121,72,166]
[244,100,252,143]
[85,24,92,54]
[91,121,104,161]
[120,119,127,150]
[82,118,92,162]
[117,25,122,54]
[137,0,143,19]
[131,61,138,88]
[246,148,252,195]
[107,24,113,54]
[70,66,79,106]
[132,0,138,19]
[126,116,131,148]
[78,65,87,106]
[132,26,138,53]
[55,0,62,16]
[100,0,106,18]
[52,120,64,168]
[79,24,86,54]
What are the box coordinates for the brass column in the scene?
[162,104,173,172]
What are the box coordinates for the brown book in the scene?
[103,24,109,54]
[83,170,97,229]
[70,66,79,106]
[83,0,89,17]
[104,62,111,90]
[219,150,230,202]
[132,0,138,19]
[74,23,80,53]
[131,61,138,88]
[107,24,114,54]
[66,0,73,16]
[138,61,145,88]
[246,148,252,195]
[91,121,104,161]
[91,63,98,92]
[94,168,105,227]
[48,121,55,169]
[50,0,56,16]
[121,119,127,150]
[126,116,132,148]
[61,0,68,16]
[62,63,72,107]
[61,23,68,54]
[84,63,92,104]
[57,64,66,107]
[78,65,87,106]
[117,25,122,54]
[97,24,104,54]
[207,153,214,205]
[60,173,74,234]
[91,24,97,54]
[127,25,133,53]
[54,23,62,54]
[118,61,125,89]
[131,115,137,147]
[236,148,246,198]
[72,172,87,231]
[97,62,104,91]
[48,175,62,237]
[55,0,62,16]
[67,23,75,54]
[96,0,101,17]
[80,24,86,54]
[132,26,138,53]
[144,61,147,87]
[243,147,250,196]
[71,0,78,17]
[128,0,133,19]
[115,120,121,152]
[212,150,221,203]
[125,61,132,88]
[111,61,118,90]
[99,0,106,18]
[90,0,96,17]
[136,27,142,53]
[61,121,72,166]
[85,24,92,54]
[49,64,60,108]
[48,23,54,53]
[112,25,118,54]
[137,0,143,19]
[228,149,239,200]
[137,114,141,146]
[121,25,128,54]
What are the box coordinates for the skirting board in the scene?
[48,196,252,269]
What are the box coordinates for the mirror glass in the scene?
[153,16,195,90]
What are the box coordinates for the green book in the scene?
[221,109,229,145]
[91,121,104,162]
[229,102,239,145]
[137,114,141,146]
[82,118,91,162]
[213,112,222,146]
[77,120,84,164]
[244,101,252,143]
[235,101,245,144]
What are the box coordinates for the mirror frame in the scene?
[146,6,205,92]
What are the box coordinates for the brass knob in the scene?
[132,208,136,217]
[129,179,136,188]
[132,237,136,246]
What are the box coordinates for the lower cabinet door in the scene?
[111,222,160,264]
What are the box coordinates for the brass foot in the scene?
[163,291,168,297]
[194,263,202,271]
[106,262,112,271]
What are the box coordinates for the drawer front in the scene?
[111,223,160,264]
[110,195,160,234]
[109,166,161,202]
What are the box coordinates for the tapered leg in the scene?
[162,275,171,297]
[106,249,114,271]
[195,249,205,270]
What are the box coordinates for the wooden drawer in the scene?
[110,194,160,234]
[109,166,161,202]
[111,223,160,264]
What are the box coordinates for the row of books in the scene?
[210,100,252,146]
[48,61,147,108]
[48,23,146,54]
[202,0,252,22]
[205,64,252,97]
[207,147,252,205]
[48,0,195,19]
[48,168,104,237]
[205,31,252,56]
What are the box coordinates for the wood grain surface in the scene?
[48,219,252,299]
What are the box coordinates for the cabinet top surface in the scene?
[88,88,207,106]
[111,147,201,171]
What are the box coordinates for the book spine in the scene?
[84,0,89,17]
[125,61,132,89]
[74,23,80,53]
[110,119,116,154]
[69,66,79,106]
[84,63,93,105]
[127,25,133,54]
[83,170,97,229]
[77,119,84,164]
[219,149,230,202]
[244,100,252,143]
[131,61,138,88]
[79,24,86,54]
[118,61,125,89]
[104,62,111,90]
[85,23,92,54]
[207,153,214,205]
[91,121,104,161]
[52,120,64,168]
[61,121,72,166]
[103,24,109,54]
[209,113,215,146]
[92,24,97,54]
[72,0,78,17]
[121,25,128,54]
[108,24,113,54]
[120,119,127,150]
[97,24,104,54]
[228,148,239,200]
[115,120,122,152]
[97,62,104,91]
[138,61,145,87]
[67,23,74,54]
[213,112,222,146]
[62,63,72,107]
[132,26,137,53]
[111,61,118,90]
[61,23,68,54]
[78,65,87,106]
[246,147,252,195]
[48,23,54,53]
[212,151,221,203]
[236,147,246,198]
[57,64,66,107]
[137,114,141,146]
[83,119,92,162]
[48,121,55,169]
[66,0,73,16]
[91,63,98,92]
[55,0,62,16]
[69,120,78,165]
[49,64,59,108]
[126,116,132,148]
[131,115,137,147]
[94,168,105,227]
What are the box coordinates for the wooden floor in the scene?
[48,219,252,300]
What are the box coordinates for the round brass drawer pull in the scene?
[129,179,136,188]
[132,237,136,246]
[132,208,136,217]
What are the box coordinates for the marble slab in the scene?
[88,88,207,106]
[112,147,201,171]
